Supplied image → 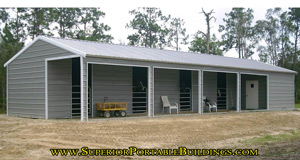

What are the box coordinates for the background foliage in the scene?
[0,7,299,112]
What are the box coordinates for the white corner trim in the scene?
[86,61,89,121]
[45,60,48,119]
[267,75,270,111]
[236,72,240,112]
[80,56,84,121]
[147,67,151,117]
[198,70,202,114]
[4,36,86,67]
[6,66,8,116]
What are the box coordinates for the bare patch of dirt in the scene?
[0,111,300,159]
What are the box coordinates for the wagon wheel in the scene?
[104,111,110,118]
[120,111,126,117]
[114,111,121,117]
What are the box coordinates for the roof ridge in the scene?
[43,36,266,63]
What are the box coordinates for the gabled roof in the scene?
[4,36,297,74]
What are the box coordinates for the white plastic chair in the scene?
[161,96,179,114]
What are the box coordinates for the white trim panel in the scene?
[45,60,48,119]
[6,66,8,116]
[80,57,84,121]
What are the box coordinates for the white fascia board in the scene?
[4,36,86,67]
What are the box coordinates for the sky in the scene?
[2,0,300,60]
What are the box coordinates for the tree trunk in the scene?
[293,23,299,70]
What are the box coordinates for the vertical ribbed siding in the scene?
[7,40,74,118]
[48,59,72,118]
[92,64,132,117]
[154,68,180,114]
[203,71,217,104]
[268,72,294,110]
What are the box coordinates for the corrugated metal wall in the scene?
[269,72,294,110]
[6,40,296,119]
[92,64,132,116]
[7,40,74,118]
[203,72,217,104]
[226,73,237,109]
[48,59,72,118]
[154,68,180,114]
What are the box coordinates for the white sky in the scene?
[2,0,300,60]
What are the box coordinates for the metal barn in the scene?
[4,36,296,121]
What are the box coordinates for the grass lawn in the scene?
[296,104,300,108]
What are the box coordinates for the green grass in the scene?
[0,109,6,114]
[241,130,300,145]
[295,103,300,108]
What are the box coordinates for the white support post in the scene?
[45,61,48,119]
[236,72,241,112]
[85,61,89,121]
[148,66,155,117]
[80,56,85,121]
[198,70,203,114]
[267,75,269,111]
[6,66,8,116]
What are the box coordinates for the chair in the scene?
[161,96,179,114]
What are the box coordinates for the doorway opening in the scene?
[132,67,148,114]
[180,70,192,111]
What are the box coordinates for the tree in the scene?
[8,8,27,42]
[0,8,9,24]
[167,17,188,51]
[74,8,113,42]
[189,32,223,55]
[278,11,294,67]
[219,8,256,59]
[288,8,300,70]
[126,7,170,48]
[255,8,293,66]
[50,8,79,38]
[199,8,216,54]
[24,8,53,39]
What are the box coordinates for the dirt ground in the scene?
[0,111,300,159]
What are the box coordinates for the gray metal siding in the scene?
[154,68,180,114]
[227,73,237,109]
[7,40,75,118]
[241,75,267,110]
[84,57,295,113]
[92,64,132,117]
[48,59,72,118]
[203,72,217,103]
[192,71,199,113]
[268,72,294,110]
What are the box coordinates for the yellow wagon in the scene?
[97,102,128,118]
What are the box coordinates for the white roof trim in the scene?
[4,36,86,67]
